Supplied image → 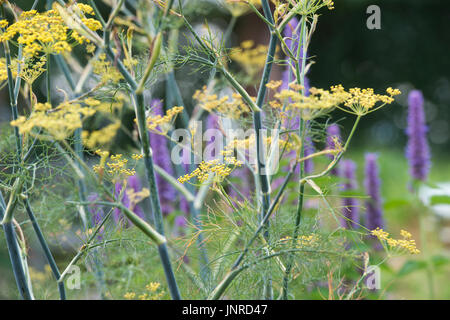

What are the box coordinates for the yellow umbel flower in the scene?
[193,86,250,119]
[92,53,124,84]
[0,6,101,57]
[343,87,401,116]
[123,292,136,300]
[178,156,242,185]
[280,234,320,248]
[272,82,401,119]
[82,121,121,150]
[223,0,261,17]
[10,55,47,86]
[145,106,184,134]
[10,101,95,140]
[229,40,268,80]
[371,228,420,255]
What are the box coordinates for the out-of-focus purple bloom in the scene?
[88,193,105,238]
[114,175,145,226]
[284,17,300,54]
[179,147,192,215]
[228,167,252,203]
[406,90,431,182]
[174,215,187,237]
[364,153,384,233]
[149,99,176,216]
[326,124,341,175]
[204,113,221,161]
[303,134,315,174]
[206,113,220,131]
[340,160,359,229]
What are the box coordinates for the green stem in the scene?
[417,192,435,299]
[24,200,66,299]
[209,163,298,299]
[252,0,277,300]
[281,15,308,300]
[0,192,34,300]
[46,54,51,103]
[134,93,181,299]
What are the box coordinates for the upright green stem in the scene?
[0,192,34,300]
[416,191,435,299]
[24,201,66,299]
[134,93,181,299]
[46,54,51,103]
[249,0,278,300]
[281,15,308,300]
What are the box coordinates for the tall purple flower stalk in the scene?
[228,167,252,203]
[326,124,341,175]
[149,99,176,216]
[340,160,359,229]
[364,153,384,232]
[303,134,315,175]
[406,90,431,182]
[88,193,105,239]
[179,146,191,215]
[114,174,145,226]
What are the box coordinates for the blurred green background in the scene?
[0,0,449,299]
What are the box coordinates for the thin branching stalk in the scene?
[281,15,309,300]
[252,0,277,300]
[208,162,298,299]
[0,190,34,300]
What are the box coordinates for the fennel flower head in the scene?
[406,90,431,182]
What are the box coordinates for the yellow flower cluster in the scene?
[0,5,101,57]
[344,87,401,116]
[11,55,47,85]
[106,154,135,177]
[230,40,268,79]
[223,0,261,17]
[178,155,242,184]
[274,84,349,117]
[371,228,420,255]
[93,151,143,179]
[274,0,334,20]
[280,234,320,248]
[82,121,121,150]
[124,282,164,300]
[271,83,401,119]
[83,96,124,114]
[145,106,184,134]
[125,187,150,211]
[0,57,10,82]
[226,133,276,153]
[10,101,95,140]
[92,53,124,84]
[193,86,251,119]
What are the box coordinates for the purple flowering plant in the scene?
[1,0,443,301]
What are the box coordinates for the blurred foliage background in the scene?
[0,0,449,299]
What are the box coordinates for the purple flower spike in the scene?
[180,147,192,215]
[406,90,431,182]
[114,175,146,226]
[206,113,220,131]
[326,124,341,175]
[88,193,105,239]
[149,99,176,216]
[364,153,384,233]
[283,17,300,54]
[303,134,315,174]
[340,160,359,229]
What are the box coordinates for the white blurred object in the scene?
[418,182,450,219]
[419,183,450,246]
